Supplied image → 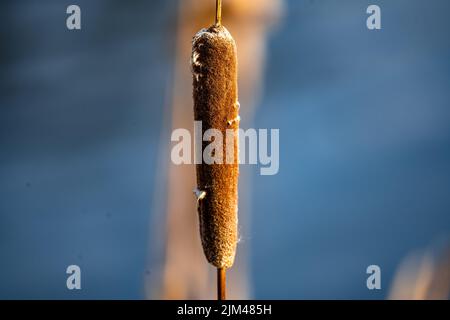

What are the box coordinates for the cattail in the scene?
[191,0,239,297]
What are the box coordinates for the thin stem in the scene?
[217,267,226,300]
[215,0,222,26]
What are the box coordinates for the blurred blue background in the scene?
[1,0,449,299]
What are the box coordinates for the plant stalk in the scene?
[217,267,226,300]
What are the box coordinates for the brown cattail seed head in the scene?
[192,25,239,269]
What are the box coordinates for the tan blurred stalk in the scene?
[389,246,450,300]
[147,0,283,299]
